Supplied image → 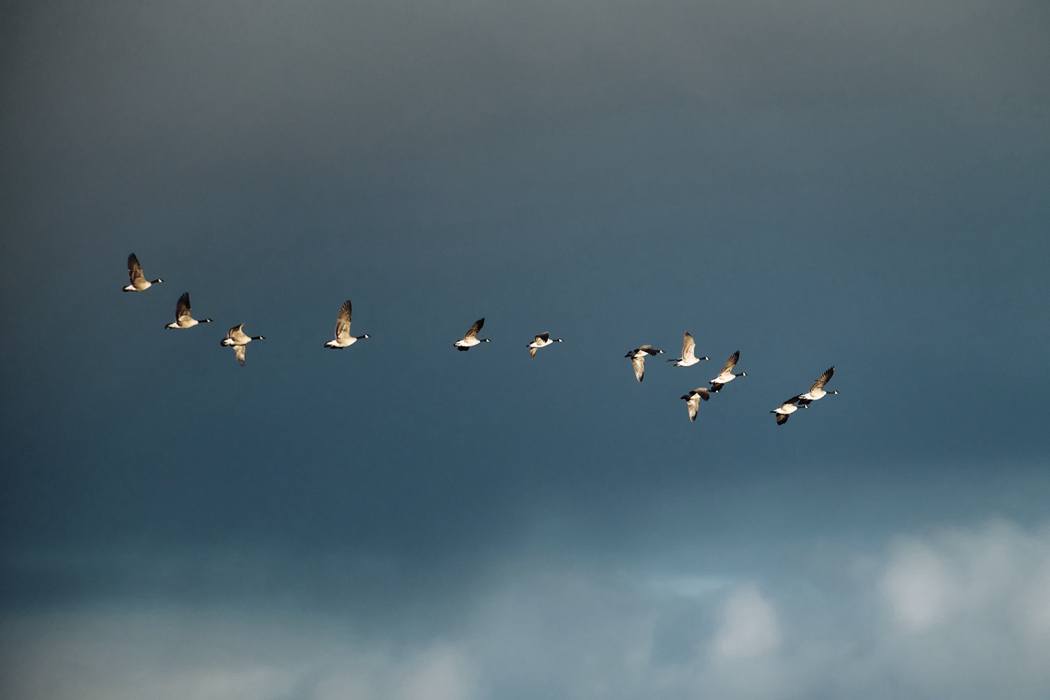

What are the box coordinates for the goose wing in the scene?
[529,346,538,359]
[810,366,834,391]
[464,317,485,340]
[535,332,550,343]
[335,300,352,340]
[631,355,646,382]
[233,345,246,366]
[719,350,740,374]
[638,344,662,356]
[228,323,248,343]
[681,332,696,361]
[686,395,700,422]
[776,413,789,425]
[127,253,145,284]
[175,292,192,322]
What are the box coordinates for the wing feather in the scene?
[811,366,834,391]
[720,350,740,374]
[465,318,485,339]
[335,300,352,340]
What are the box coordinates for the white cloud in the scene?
[711,584,781,660]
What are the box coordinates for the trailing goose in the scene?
[798,366,838,405]
[708,350,747,392]
[165,292,212,329]
[680,386,712,422]
[771,395,807,425]
[324,299,369,349]
[454,318,490,351]
[624,345,663,382]
[527,332,563,358]
[220,323,265,366]
[668,331,709,367]
[122,253,163,292]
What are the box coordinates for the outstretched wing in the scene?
[632,355,646,382]
[810,366,834,391]
[776,413,789,425]
[464,317,485,339]
[175,292,192,321]
[720,350,740,374]
[681,332,695,360]
[127,253,145,283]
[686,395,699,422]
[233,345,246,366]
[335,300,352,340]
[535,332,550,343]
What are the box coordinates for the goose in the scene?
[680,386,711,422]
[668,331,709,367]
[527,332,563,358]
[708,350,746,393]
[624,344,663,382]
[220,323,265,366]
[324,300,369,349]
[771,395,807,425]
[165,292,212,329]
[122,253,163,292]
[798,367,838,405]
[454,318,490,351]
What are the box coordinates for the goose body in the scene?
[454,318,490,351]
[680,386,711,422]
[324,300,369,349]
[165,292,212,329]
[220,323,265,366]
[625,344,663,382]
[771,395,807,425]
[122,253,163,292]
[798,366,838,405]
[669,332,708,368]
[709,350,746,392]
[527,332,563,358]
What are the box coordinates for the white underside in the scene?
[328,336,358,348]
[713,373,735,384]
[675,357,700,367]
[456,337,481,347]
[802,389,825,401]
[775,405,798,415]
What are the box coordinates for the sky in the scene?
[1,0,1049,698]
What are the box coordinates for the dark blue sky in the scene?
[2,1,1049,698]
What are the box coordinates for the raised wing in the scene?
[127,253,145,283]
[335,300,352,340]
[631,355,646,382]
[681,332,695,360]
[811,366,835,391]
[720,350,741,374]
[175,292,192,322]
[464,317,485,339]
[535,332,550,343]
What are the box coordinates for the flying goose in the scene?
[680,386,712,422]
[165,292,212,329]
[668,331,709,367]
[324,300,369,349]
[708,350,747,392]
[220,323,265,366]
[771,395,807,425]
[624,344,663,382]
[122,253,163,292]
[454,318,490,351]
[798,367,838,405]
[527,332,563,358]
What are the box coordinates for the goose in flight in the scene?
[680,386,711,422]
[771,395,807,425]
[798,367,838,405]
[165,292,212,329]
[709,350,747,393]
[220,323,265,366]
[668,332,709,367]
[527,332,563,358]
[122,253,163,292]
[625,345,663,382]
[454,318,490,351]
[324,300,369,349]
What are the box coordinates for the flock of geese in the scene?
[123,253,839,426]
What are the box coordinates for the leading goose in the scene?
[798,366,838,405]
[220,323,265,366]
[708,350,747,393]
[122,253,163,292]
[680,386,712,422]
[527,332,563,358]
[771,395,807,425]
[454,318,490,351]
[165,292,212,329]
[668,331,709,367]
[625,344,663,382]
[324,299,369,349]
